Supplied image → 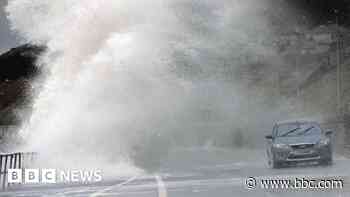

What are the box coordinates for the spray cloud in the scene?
[6,0,300,174]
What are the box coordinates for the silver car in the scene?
[265,121,333,168]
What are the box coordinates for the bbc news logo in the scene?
[8,169,102,184]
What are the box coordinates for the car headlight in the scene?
[273,144,290,149]
[318,138,330,146]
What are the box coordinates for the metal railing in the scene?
[0,152,37,190]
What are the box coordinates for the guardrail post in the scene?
[9,154,13,170]
[19,153,22,170]
[0,155,2,175]
[8,154,12,187]
[13,153,17,170]
[2,155,7,190]
[0,155,2,190]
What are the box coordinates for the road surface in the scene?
[0,149,349,197]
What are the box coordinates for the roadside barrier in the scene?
[0,152,37,190]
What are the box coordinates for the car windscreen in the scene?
[276,123,322,137]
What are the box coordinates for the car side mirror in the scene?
[325,130,333,136]
[265,135,273,140]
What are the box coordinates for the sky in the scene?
[0,0,20,53]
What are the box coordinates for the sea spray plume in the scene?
[5,0,304,174]
[6,0,190,175]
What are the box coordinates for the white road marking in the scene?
[57,186,102,197]
[155,175,167,197]
[89,176,138,197]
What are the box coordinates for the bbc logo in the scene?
[8,169,102,184]
[8,169,56,184]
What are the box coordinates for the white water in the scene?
[6,0,297,176]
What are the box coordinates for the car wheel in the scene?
[320,157,333,166]
[272,160,282,169]
[270,156,282,169]
[320,150,333,166]
[267,151,273,167]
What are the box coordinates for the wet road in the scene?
[0,149,349,197]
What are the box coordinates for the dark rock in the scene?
[0,44,45,125]
[0,44,45,81]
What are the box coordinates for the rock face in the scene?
[0,44,45,125]
[0,44,44,81]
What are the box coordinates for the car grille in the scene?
[290,144,314,149]
[288,153,319,160]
